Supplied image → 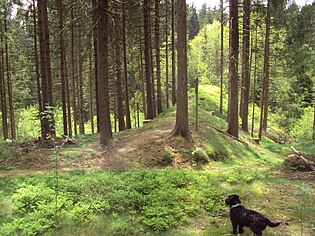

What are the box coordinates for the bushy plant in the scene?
[0,169,227,234]
[191,147,209,164]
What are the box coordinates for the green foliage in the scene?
[190,147,209,164]
[223,167,265,184]
[0,169,228,235]
[290,106,314,141]
[206,150,229,162]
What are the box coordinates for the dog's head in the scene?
[225,194,241,207]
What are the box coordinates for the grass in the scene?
[0,85,314,235]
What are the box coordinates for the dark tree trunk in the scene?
[122,2,132,129]
[251,19,259,137]
[219,0,224,114]
[240,0,250,132]
[155,0,163,114]
[139,27,147,119]
[92,0,100,133]
[172,0,191,140]
[37,0,54,139]
[171,0,176,105]
[150,31,156,117]
[165,0,169,109]
[71,6,77,136]
[58,0,68,137]
[4,10,15,140]
[97,0,112,145]
[32,0,44,138]
[143,0,154,119]
[259,0,271,139]
[77,32,85,135]
[227,0,239,138]
[89,40,94,134]
[0,20,8,140]
[115,9,126,131]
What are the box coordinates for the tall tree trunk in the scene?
[92,0,100,133]
[37,0,54,139]
[4,10,15,141]
[122,2,132,129]
[32,0,44,138]
[251,19,259,137]
[0,19,8,140]
[313,103,315,140]
[143,0,154,119]
[227,0,239,138]
[172,0,191,140]
[171,0,176,105]
[77,32,85,135]
[139,28,147,119]
[115,9,126,131]
[71,6,77,136]
[155,0,163,114]
[65,49,72,137]
[259,0,271,139]
[240,0,250,132]
[165,0,169,109]
[150,29,156,117]
[58,0,68,137]
[219,0,224,114]
[97,0,112,145]
[89,40,94,134]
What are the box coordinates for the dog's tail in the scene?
[266,219,281,227]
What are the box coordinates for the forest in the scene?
[0,0,314,235]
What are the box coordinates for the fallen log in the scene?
[289,146,315,171]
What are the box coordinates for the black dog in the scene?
[225,195,281,235]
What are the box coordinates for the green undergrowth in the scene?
[0,168,229,235]
[1,168,314,235]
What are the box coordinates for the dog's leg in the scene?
[232,222,238,234]
[238,225,244,234]
[252,228,262,236]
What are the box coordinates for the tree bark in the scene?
[259,0,271,139]
[37,0,54,139]
[143,0,154,119]
[77,31,85,135]
[227,0,239,138]
[71,6,77,136]
[165,0,169,109]
[0,19,8,140]
[155,0,163,114]
[89,39,94,134]
[122,2,132,129]
[240,0,250,132]
[219,0,224,114]
[92,0,100,133]
[97,0,112,145]
[251,19,259,138]
[172,0,191,141]
[171,0,176,105]
[4,9,15,140]
[58,0,68,137]
[32,0,44,138]
[115,8,126,131]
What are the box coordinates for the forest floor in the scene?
[1,114,315,235]
[1,88,315,235]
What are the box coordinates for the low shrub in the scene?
[0,169,227,234]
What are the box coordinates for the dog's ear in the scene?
[235,195,241,204]
[230,195,241,204]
